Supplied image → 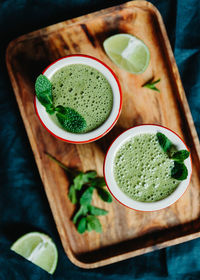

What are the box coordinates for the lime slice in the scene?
[103,33,150,74]
[11,232,58,274]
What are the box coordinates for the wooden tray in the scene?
[6,0,200,269]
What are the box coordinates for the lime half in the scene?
[103,34,150,74]
[11,232,58,274]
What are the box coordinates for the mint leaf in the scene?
[55,106,86,133]
[142,78,160,92]
[90,177,106,188]
[172,150,190,162]
[80,187,94,205]
[68,185,77,204]
[86,215,102,233]
[46,104,55,115]
[156,132,172,152]
[35,75,53,111]
[97,188,112,203]
[171,161,188,180]
[88,205,108,216]
[77,217,87,234]
[73,205,88,224]
[86,221,93,232]
[73,171,97,190]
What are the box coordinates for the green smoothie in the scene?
[114,133,179,202]
[50,64,113,133]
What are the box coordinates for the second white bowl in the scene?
[104,125,192,211]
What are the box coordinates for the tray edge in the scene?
[5,0,200,269]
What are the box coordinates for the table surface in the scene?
[0,0,200,279]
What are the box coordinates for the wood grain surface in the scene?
[6,0,200,268]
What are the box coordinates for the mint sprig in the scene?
[47,154,112,234]
[156,132,190,181]
[35,74,86,133]
[142,78,161,92]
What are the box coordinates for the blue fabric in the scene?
[0,0,199,279]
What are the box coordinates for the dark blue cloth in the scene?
[0,0,200,279]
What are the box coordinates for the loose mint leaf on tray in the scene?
[142,78,161,92]
[55,105,86,133]
[171,161,188,180]
[73,205,88,224]
[35,75,53,110]
[172,150,190,162]
[88,205,108,216]
[90,177,106,188]
[86,215,102,233]
[97,188,112,203]
[73,171,97,190]
[156,132,172,152]
[77,217,87,234]
[68,185,77,204]
[80,187,94,205]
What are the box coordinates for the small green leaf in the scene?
[97,188,112,203]
[85,171,98,180]
[88,205,108,216]
[86,215,102,233]
[35,75,53,111]
[142,78,160,92]
[80,187,94,205]
[55,106,86,133]
[90,177,106,188]
[46,104,55,115]
[68,185,77,204]
[86,221,93,232]
[73,171,97,190]
[73,205,88,224]
[77,217,87,234]
[171,161,188,180]
[156,132,172,152]
[172,150,190,162]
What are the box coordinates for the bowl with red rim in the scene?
[104,124,192,211]
[34,54,122,144]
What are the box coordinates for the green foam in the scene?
[114,133,180,202]
[50,64,113,133]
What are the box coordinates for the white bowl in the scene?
[34,54,122,143]
[104,124,192,211]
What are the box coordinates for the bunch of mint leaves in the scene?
[156,132,190,180]
[47,153,112,234]
[35,74,86,133]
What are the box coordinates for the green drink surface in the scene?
[114,133,179,202]
[50,64,113,133]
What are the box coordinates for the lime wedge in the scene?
[11,232,58,274]
[103,33,150,74]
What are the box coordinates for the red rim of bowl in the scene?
[34,54,122,144]
[103,124,193,212]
